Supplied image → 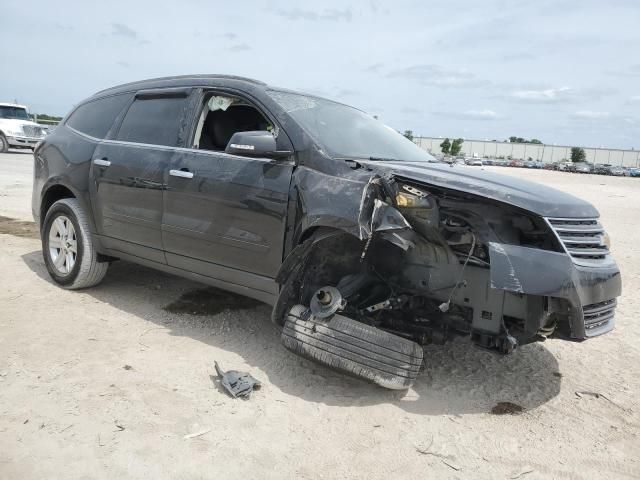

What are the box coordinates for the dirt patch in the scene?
[163,286,263,316]
[0,216,39,239]
[490,402,524,415]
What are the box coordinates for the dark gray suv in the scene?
[32,75,621,389]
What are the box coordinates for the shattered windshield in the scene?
[268,90,435,162]
[0,106,30,121]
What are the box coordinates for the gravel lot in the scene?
[1,151,638,479]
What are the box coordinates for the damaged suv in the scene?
[33,76,621,389]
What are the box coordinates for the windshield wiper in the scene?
[368,156,400,162]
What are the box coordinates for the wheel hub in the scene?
[48,215,77,275]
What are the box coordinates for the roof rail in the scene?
[93,74,266,96]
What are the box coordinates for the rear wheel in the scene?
[42,198,108,289]
[0,133,8,153]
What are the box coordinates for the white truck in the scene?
[0,103,47,153]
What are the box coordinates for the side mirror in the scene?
[225,131,291,159]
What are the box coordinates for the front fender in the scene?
[292,166,375,242]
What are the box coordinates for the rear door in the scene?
[90,88,192,263]
[161,90,294,289]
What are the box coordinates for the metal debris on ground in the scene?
[214,361,261,399]
[183,429,211,439]
[575,390,628,411]
[511,466,535,479]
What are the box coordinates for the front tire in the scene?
[42,198,108,289]
[0,133,8,153]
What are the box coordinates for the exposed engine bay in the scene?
[277,175,583,358]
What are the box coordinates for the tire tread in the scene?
[282,306,423,390]
[43,198,108,289]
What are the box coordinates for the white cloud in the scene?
[272,7,352,22]
[510,86,573,103]
[111,23,137,39]
[436,109,501,120]
[227,43,251,52]
[571,110,610,120]
[387,65,488,88]
[464,110,500,119]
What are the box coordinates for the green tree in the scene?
[440,138,451,155]
[571,147,586,163]
[403,130,414,141]
[509,136,542,144]
[450,138,464,156]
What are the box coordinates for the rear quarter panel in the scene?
[33,126,98,231]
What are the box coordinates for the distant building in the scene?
[415,137,640,167]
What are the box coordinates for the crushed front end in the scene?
[274,170,622,389]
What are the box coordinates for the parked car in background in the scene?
[554,161,574,171]
[628,168,640,177]
[31,75,622,390]
[0,103,48,152]
[575,163,594,174]
[470,159,483,166]
[609,166,625,176]
[594,164,612,175]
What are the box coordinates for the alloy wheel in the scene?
[48,215,77,274]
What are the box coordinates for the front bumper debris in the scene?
[488,243,621,340]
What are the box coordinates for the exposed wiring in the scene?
[439,233,476,313]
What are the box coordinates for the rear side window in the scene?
[67,94,132,139]
[116,96,187,147]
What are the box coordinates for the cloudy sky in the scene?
[2,0,639,148]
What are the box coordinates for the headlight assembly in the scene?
[395,184,435,208]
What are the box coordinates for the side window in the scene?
[116,96,188,147]
[66,94,132,139]
[194,94,273,151]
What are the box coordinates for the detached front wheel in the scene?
[42,198,108,289]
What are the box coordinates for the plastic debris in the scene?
[214,361,261,399]
[183,429,211,439]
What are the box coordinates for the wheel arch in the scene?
[40,184,76,228]
[39,181,98,241]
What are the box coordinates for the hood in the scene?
[359,160,599,218]
[0,118,41,128]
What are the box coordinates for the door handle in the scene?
[93,158,111,167]
[169,169,194,179]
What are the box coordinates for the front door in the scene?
[161,92,294,291]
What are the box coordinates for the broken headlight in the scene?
[395,184,435,208]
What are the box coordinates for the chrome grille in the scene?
[22,125,45,138]
[583,299,616,336]
[546,217,609,261]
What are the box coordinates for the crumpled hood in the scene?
[359,160,599,218]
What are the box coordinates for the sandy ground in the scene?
[0,152,638,479]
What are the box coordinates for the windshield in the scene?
[0,106,30,121]
[268,90,435,162]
